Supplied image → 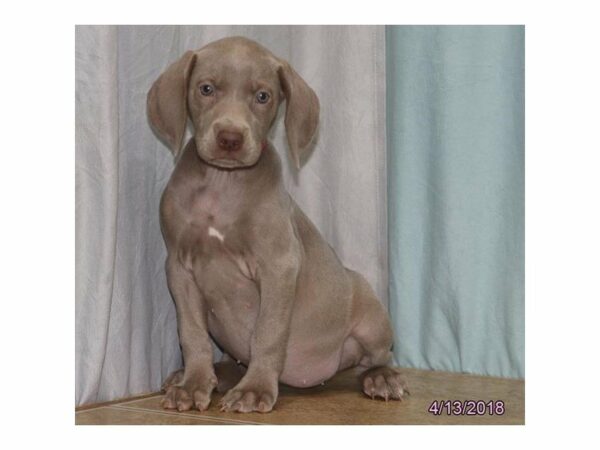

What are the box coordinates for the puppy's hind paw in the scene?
[161,368,184,392]
[360,366,409,401]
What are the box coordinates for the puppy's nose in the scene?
[217,130,244,152]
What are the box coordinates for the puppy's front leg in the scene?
[161,257,217,412]
[220,252,299,413]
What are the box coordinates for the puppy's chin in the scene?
[197,149,261,170]
[205,158,252,169]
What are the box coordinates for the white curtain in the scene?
[75,25,387,406]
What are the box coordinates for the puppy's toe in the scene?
[193,390,211,411]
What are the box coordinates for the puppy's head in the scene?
[148,36,319,169]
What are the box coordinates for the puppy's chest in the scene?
[177,188,255,279]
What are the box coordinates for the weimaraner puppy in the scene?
[147,36,407,413]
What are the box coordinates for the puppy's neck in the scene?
[173,138,283,194]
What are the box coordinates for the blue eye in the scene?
[256,91,270,104]
[199,84,214,96]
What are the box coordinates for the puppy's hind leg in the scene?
[347,270,409,401]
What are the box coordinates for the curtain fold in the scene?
[75,25,387,405]
[386,26,524,378]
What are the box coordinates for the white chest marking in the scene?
[208,226,225,242]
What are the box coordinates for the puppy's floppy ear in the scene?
[277,60,320,169]
[147,51,197,157]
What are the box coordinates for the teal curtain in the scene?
[386,26,524,378]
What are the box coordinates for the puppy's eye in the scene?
[199,84,214,96]
[256,91,270,104]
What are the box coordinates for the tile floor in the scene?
[76,367,524,425]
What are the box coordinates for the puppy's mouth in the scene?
[204,146,262,169]
[195,136,263,169]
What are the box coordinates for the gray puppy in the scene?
[148,36,407,413]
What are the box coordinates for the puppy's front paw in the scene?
[161,375,217,412]
[360,366,409,401]
[219,380,277,413]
